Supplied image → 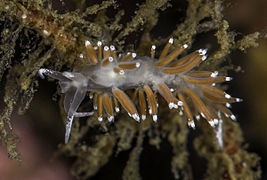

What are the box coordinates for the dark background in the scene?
[0,0,266,179]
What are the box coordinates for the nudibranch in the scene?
[38,38,241,145]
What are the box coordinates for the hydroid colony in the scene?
[39,38,241,145]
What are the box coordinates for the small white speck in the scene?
[97,41,102,46]
[214,71,219,76]
[201,49,208,55]
[231,114,236,121]
[214,118,219,125]
[94,106,98,110]
[169,37,174,44]
[212,83,216,86]
[225,94,231,99]
[208,120,215,128]
[149,108,152,115]
[110,45,115,50]
[170,88,174,92]
[211,71,218,77]
[136,62,140,68]
[115,107,120,112]
[152,45,156,50]
[108,57,114,62]
[79,54,84,58]
[85,40,90,46]
[196,115,200,120]
[173,103,178,109]
[119,70,125,75]
[89,94,93,99]
[21,14,27,19]
[142,115,146,120]
[132,113,140,122]
[132,53,137,58]
[202,55,207,61]
[98,116,103,122]
[94,46,97,50]
[236,98,243,102]
[188,121,195,129]
[152,115,158,122]
[183,44,188,48]
[108,116,114,122]
[169,102,174,109]
[43,30,49,35]
[179,110,183,116]
[200,112,205,118]
[226,103,231,108]
[104,46,109,51]
[225,77,232,81]
[177,101,183,106]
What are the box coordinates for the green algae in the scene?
[0,0,261,179]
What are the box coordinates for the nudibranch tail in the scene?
[38,38,241,146]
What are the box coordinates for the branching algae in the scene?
[0,0,261,179]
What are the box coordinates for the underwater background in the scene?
[0,0,266,179]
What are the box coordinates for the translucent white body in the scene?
[79,57,193,92]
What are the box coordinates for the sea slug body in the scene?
[38,38,241,145]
